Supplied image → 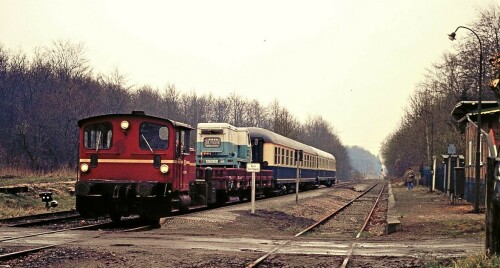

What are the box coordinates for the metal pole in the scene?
[447,156,451,195]
[449,26,483,213]
[296,160,299,203]
[475,39,483,214]
[251,172,256,214]
[432,156,436,192]
[430,115,434,192]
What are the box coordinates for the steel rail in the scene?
[0,210,78,225]
[295,182,378,237]
[246,182,381,268]
[0,222,110,243]
[341,183,386,268]
[8,214,82,227]
[355,183,386,238]
[0,240,77,261]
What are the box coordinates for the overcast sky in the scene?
[0,0,494,155]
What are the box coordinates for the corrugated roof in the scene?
[451,100,499,122]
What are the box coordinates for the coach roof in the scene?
[247,127,318,155]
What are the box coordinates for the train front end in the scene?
[75,112,196,222]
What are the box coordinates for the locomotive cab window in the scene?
[140,123,168,151]
[84,123,113,150]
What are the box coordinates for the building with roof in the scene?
[451,100,500,204]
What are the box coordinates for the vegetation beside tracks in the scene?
[425,254,500,268]
[0,167,76,218]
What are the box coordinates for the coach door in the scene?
[251,138,264,164]
[175,129,190,190]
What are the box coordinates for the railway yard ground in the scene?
[0,179,486,268]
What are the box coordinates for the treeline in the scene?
[381,4,500,178]
[0,41,352,179]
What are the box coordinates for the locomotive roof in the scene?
[247,127,334,159]
[77,113,194,130]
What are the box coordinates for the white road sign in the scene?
[246,163,261,172]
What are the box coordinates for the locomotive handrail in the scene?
[131,152,164,155]
[83,152,119,155]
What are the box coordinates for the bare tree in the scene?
[228,92,246,126]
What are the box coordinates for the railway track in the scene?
[0,216,163,262]
[0,181,353,264]
[0,210,80,227]
[0,221,106,261]
[246,182,386,268]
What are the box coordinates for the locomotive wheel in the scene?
[215,190,229,206]
[238,190,249,201]
[75,196,92,218]
[238,193,245,202]
[110,212,122,222]
[139,213,160,225]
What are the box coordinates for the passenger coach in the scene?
[248,127,336,189]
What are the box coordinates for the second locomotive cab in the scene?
[196,123,252,168]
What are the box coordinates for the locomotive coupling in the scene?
[75,181,91,196]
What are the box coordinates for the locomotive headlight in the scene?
[120,120,130,130]
[160,164,169,174]
[80,163,89,173]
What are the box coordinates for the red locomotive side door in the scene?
[175,129,188,191]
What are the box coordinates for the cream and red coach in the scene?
[75,111,197,222]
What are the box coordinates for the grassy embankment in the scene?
[0,167,77,218]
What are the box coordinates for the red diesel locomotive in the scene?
[75,111,198,222]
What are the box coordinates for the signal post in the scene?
[295,150,303,203]
[247,163,261,214]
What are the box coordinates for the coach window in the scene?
[84,123,112,150]
[140,123,168,151]
[274,147,278,164]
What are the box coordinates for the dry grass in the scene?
[0,167,76,218]
[445,253,500,268]
[0,167,76,187]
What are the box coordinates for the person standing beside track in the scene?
[405,167,416,190]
